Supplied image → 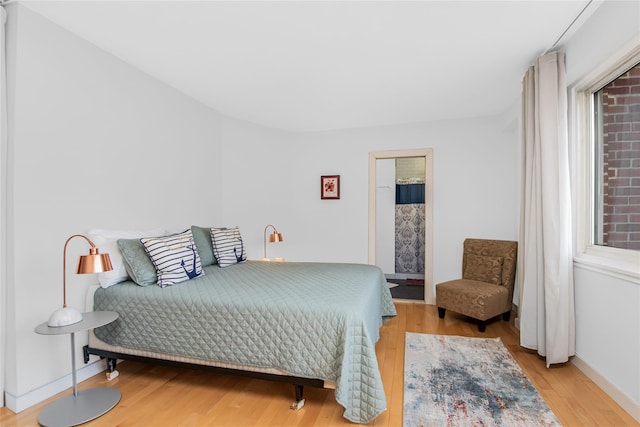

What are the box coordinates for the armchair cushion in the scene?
[462,254,503,285]
[436,279,509,321]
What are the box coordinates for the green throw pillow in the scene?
[117,238,157,286]
[191,225,217,266]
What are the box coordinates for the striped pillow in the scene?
[210,226,247,267]
[141,229,204,287]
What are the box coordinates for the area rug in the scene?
[404,332,561,427]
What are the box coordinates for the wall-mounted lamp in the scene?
[263,224,283,261]
[48,234,113,327]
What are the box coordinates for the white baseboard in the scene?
[4,359,107,413]
[571,355,640,423]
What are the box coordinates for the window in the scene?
[593,63,640,251]
[573,43,640,282]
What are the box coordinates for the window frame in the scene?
[572,40,640,283]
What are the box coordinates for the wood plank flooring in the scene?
[1,302,637,426]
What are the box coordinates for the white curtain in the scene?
[519,51,575,367]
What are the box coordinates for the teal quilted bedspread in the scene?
[93,261,397,423]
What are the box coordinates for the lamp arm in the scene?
[263,224,276,259]
[62,234,98,308]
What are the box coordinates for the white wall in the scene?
[573,267,639,410]
[218,115,293,260]
[560,0,640,418]
[3,5,228,409]
[220,117,520,289]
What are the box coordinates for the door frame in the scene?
[368,148,434,304]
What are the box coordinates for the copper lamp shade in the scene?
[269,231,283,243]
[77,247,113,274]
[263,224,284,260]
[48,234,113,327]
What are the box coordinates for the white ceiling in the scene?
[22,0,596,132]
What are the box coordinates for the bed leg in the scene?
[289,384,305,410]
[106,357,120,381]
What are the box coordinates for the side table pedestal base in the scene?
[38,387,121,427]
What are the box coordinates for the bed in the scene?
[85,259,396,424]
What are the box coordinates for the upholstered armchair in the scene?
[435,238,517,332]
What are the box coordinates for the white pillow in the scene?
[210,226,247,268]
[141,229,204,287]
[87,227,166,288]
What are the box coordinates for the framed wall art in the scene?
[321,175,340,200]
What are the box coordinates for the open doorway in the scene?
[368,149,433,304]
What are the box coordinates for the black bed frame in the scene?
[83,345,325,408]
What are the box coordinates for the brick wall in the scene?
[600,62,640,250]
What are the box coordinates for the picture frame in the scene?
[321,175,340,200]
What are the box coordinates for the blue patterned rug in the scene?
[404,333,561,427]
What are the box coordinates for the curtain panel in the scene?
[396,183,425,205]
[395,203,425,274]
[519,51,576,366]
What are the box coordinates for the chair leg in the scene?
[437,307,446,319]
[477,320,486,332]
[502,311,511,322]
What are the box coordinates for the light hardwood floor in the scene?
[1,302,637,426]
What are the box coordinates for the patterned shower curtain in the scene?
[395,180,425,274]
